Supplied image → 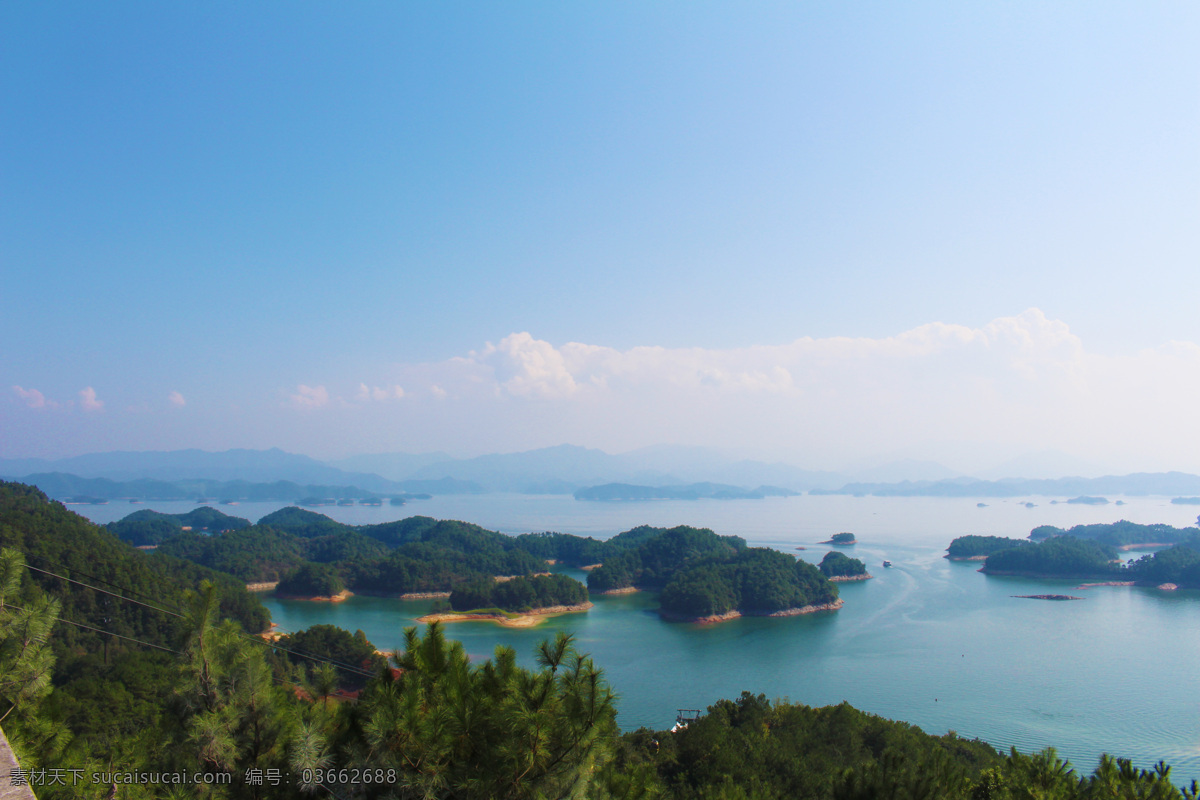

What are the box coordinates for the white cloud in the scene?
[366,309,1200,469]
[13,385,48,409]
[476,332,580,398]
[79,386,104,411]
[290,384,330,409]
[169,391,186,407]
[355,383,405,403]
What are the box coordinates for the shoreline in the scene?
[944,555,989,561]
[593,586,640,595]
[416,602,593,628]
[661,598,844,625]
[828,573,873,582]
[275,589,353,603]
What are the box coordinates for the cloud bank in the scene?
[332,308,1200,470]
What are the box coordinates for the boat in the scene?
[882,560,892,568]
[672,709,701,733]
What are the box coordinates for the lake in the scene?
[78,493,1200,781]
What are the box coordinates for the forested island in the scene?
[583,525,841,621]
[977,525,1200,587]
[946,535,1029,560]
[3,480,1198,800]
[415,573,593,627]
[821,532,857,545]
[573,481,797,501]
[1029,519,1200,549]
[818,551,871,580]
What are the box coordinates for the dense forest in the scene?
[1029,520,1200,547]
[818,551,868,578]
[276,563,346,597]
[586,525,747,593]
[658,548,839,619]
[946,535,1030,558]
[983,536,1120,577]
[448,573,588,612]
[3,481,1199,799]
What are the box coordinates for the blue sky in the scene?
[3,2,1198,469]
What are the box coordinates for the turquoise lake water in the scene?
[79,494,1200,781]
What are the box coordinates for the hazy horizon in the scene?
[4,4,1197,473]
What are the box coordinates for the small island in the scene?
[417,574,592,627]
[818,551,871,581]
[945,535,1028,561]
[276,563,351,602]
[821,532,857,546]
[585,525,842,623]
[1012,595,1084,601]
[1065,496,1108,505]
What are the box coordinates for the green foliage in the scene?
[274,624,386,689]
[277,563,345,597]
[257,506,354,538]
[947,536,1029,558]
[660,549,838,618]
[1126,545,1200,587]
[0,481,268,648]
[819,551,868,577]
[343,623,621,799]
[828,532,857,544]
[631,692,999,800]
[513,530,609,566]
[588,525,746,592]
[1029,520,1198,547]
[450,573,588,612]
[984,536,1119,577]
[0,547,64,765]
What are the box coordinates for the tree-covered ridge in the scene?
[1029,520,1199,547]
[587,525,746,592]
[0,481,268,649]
[512,530,608,567]
[622,691,1199,800]
[983,536,1120,577]
[105,506,252,546]
[819,550,868,577]
[155,525,388,583]
[449,573,588,612]
[947,535,1030,558]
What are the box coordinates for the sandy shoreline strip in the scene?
[275,589,353,603]
[594,586,640,595]
[829,573,873,582]
[662,598,844,624]
[416,602,594,628]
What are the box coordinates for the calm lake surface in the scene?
[80,494,1200,780]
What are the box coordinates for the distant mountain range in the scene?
[574,482,800,501]
[4,446,1199,500]
[812,472,1200,498]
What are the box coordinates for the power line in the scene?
[22,558,376,678]
[23,552,190,613]
[24,563,185,618]
[4,604,184,655]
